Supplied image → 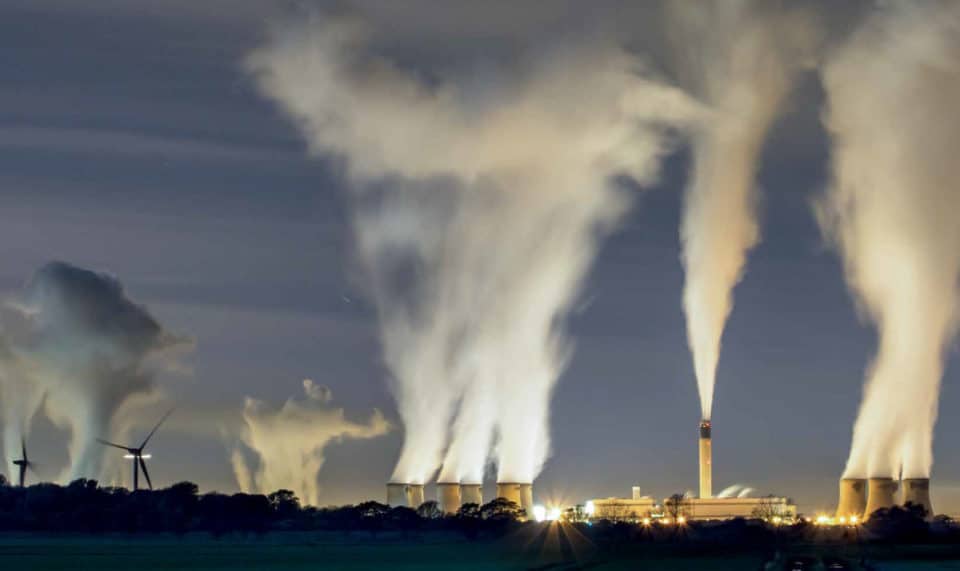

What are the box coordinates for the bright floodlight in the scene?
[547,507,561,521]
[584,501,595,516]
[532,505,547,523]
[677,516,686,524]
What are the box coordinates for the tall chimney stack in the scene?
[836,478,867,520]
[865,477,898,517]
[699,420,712,499]
[901,478,933,520]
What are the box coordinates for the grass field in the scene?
[1,533,959,570]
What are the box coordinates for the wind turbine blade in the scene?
[96,438,132,452]
[21,437,27,463]
[140,408,174,449]
[139,457,153,490]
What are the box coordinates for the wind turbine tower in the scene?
[97,409,172,491]
[12,438,34,487]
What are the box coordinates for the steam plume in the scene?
[818,1,960,479]
[671,0,816,418]
[0,261,189,480]
[247,14,701,485]
[231,379,389,505]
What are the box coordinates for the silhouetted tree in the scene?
[416,500,442,520]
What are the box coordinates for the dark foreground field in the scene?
[2,532,960,571]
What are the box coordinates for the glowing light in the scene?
[642,518,651,526]
[585,501,595,516]
[850,515,858,524]
[815,515,831,526]
[532,505,547,523]
[661,518,671,525]
[772,516,782,524]
[838,516,846,524]
[677,516,686,525]
[547,507,561,521]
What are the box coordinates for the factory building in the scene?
[588,487,656,521]
[588,486,796,522]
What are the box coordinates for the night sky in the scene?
[2,0,959,515]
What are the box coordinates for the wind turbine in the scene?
[97,409,172,491]
[12,438,35,487]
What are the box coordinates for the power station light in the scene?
[642,518,651,526]
[547,507,561,522]
[815,515,830,525]
[661,518,671,525]
[584,501,595,516]
[532,505,547,523]
[676,516,686,525]
[838,516,847,524]
[849,515,858,524]
[772,516,782,524]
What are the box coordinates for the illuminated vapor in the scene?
[0,262,189,481]
[247,13,702,486]
[231,379,389,505]
[819,1,960,480]
[670,0,816,418]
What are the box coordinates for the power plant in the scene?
[699,420,712,499]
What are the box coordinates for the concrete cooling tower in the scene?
[386,483,426,508]
[437,483,462,514]
[461,483,483,507]
[865,477,898,517]
[496,482,534,516]
[901,478,933,519]
[836,478,867,520]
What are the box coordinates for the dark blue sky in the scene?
[2,0,958,514]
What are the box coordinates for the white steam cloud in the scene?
[247,14,702,485]
[818,1,960,480]
[670,0,816,418]
[0,261,189,481]
[231,379,389,505]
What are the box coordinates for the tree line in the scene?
[0,476,956,547]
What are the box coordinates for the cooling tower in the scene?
[901,478,933,519]
[699,420,712,499]
[865,477,898,517]
[496,482,522,506]
[387,483,409,507]
[461,483,483,506]
[519,483,534,516]
[437,482,462,514]
[408,483,425,508]
[836,478,867,520]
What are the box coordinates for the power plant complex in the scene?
[386,420,936,523]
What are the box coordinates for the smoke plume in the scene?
[0,261,189,480]
[818,1,960,480]
[231,379,389,505]
[670,0,816,418]
[247,14,701,485]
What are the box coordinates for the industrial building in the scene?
[587,486,796,522]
